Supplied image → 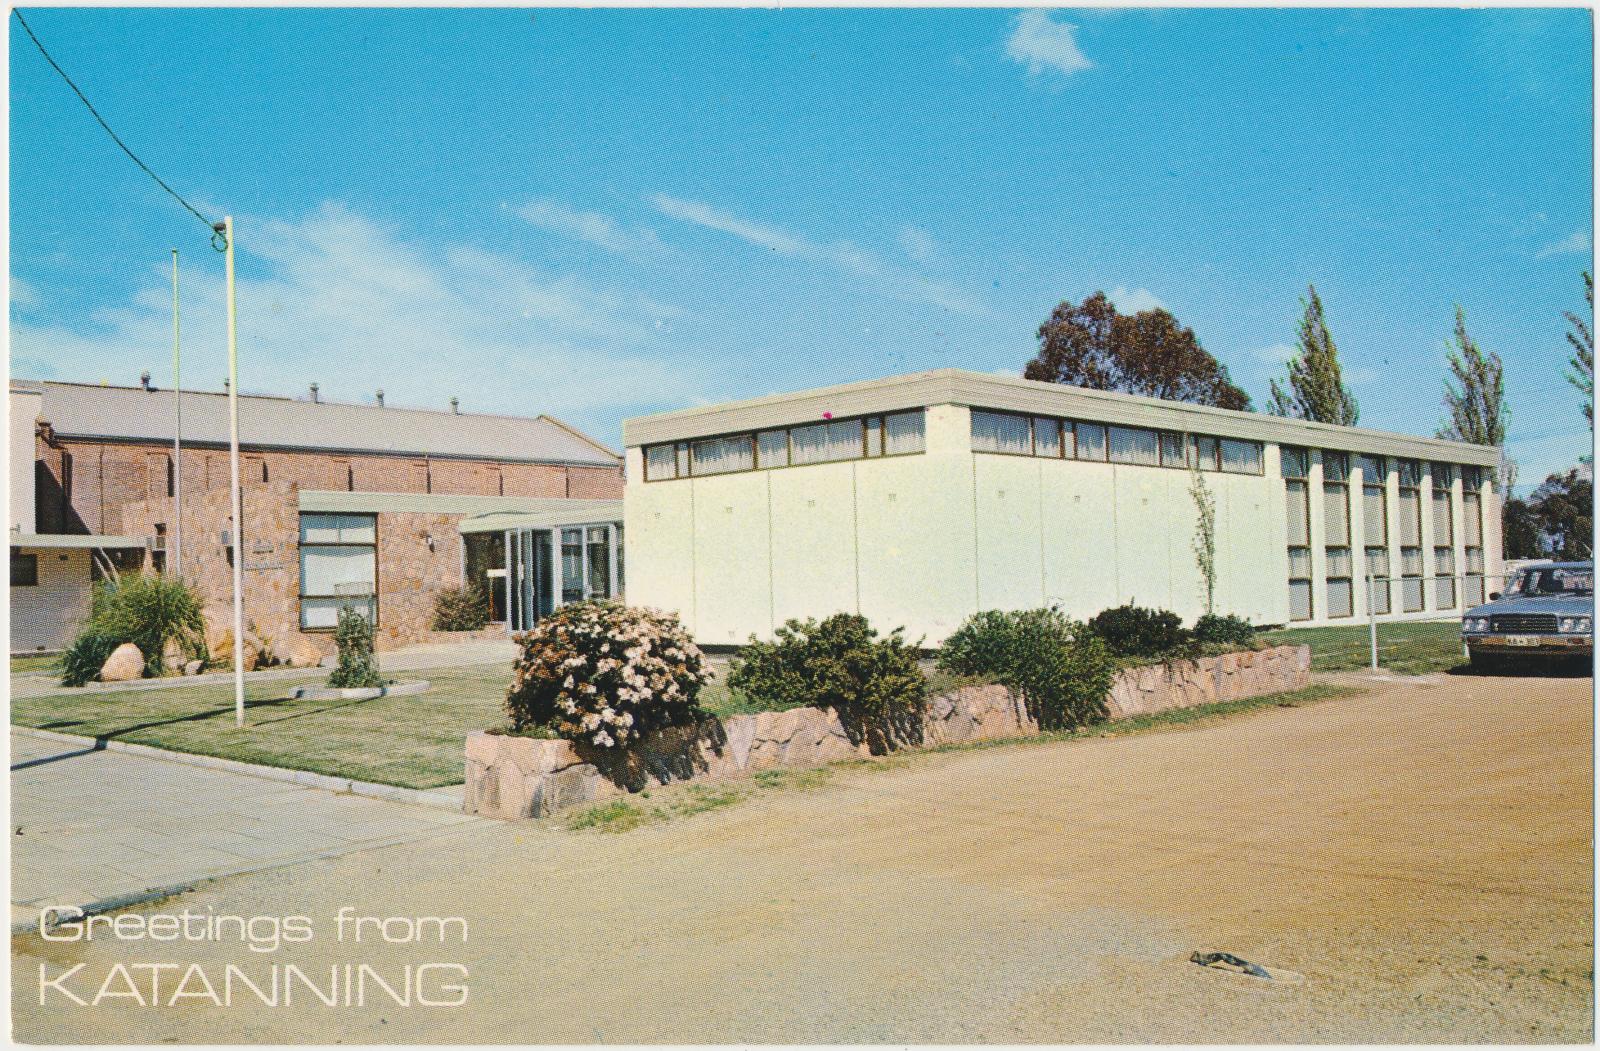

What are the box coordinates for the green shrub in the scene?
[327,607,385,689]
[505,602,708,747]
[431,582,490,632]
[728,613,926,752]
[1088,603,1192,661]
[1193,613,1257,648]
[59,629,122,688]
[938,607,1116,731]
[71,574,206,680]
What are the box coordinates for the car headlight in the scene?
[1463,617,1489,633]
[1559,616,1592,634]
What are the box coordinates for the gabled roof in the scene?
[21,380,618,467]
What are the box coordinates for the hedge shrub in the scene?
[431,583,490,632]
[505,602,708,748]
[938,607,1115,731]
[1087,603,1191,661]
[1193,613,1257,648]
[728,613,926,751]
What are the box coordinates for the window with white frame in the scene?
[299,513,377,629]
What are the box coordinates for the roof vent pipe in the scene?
[376,390,385,408]
[309,383,320,403]
[140,371,152,391]
[450,397,460,414]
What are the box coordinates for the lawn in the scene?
[12,664,515,790]
[11,655,990,790]
[1260,619,1466,675]
[11,655,59,674]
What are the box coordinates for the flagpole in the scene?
[219,217,245,728]
[171,249,183,581]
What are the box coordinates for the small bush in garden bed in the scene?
[1192,613,1258,649]
[59,629,123,688]
[728,613,926,752]
[327,607,385,689]
[430,582,490,632]
[1088,603,1193,661]
[938,607,1116,731]
[59,574,207,684]
[506,602,709,748]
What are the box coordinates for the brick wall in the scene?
[34,435,624,535]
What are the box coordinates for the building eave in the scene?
[621,368,1502,468]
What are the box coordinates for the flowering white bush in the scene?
[505,602,709,748]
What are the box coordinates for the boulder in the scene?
[99,643,146,682]
[161,638,188,675]
[276,635,325,669]
[184,659,206,676]
[209,628,261,672]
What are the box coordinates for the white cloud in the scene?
[897,226,942,266]
[10,203,709,425]
[10,276,38,309]
[1251,342,1298,365]
[1536,229,1591,259]
[516,200,669,261]
[1006,10,1094,78]
[1107,286,1166,314]
[650,195,983,314]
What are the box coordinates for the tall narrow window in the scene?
[1463,474,1484,605]
[1360,455,1390,615]
[585,527,612,600]
[1398,459,1423,612]
[561,528,585,604]
[1431,462,1456,609]
[1323,452,1352,617]
[1283,448,1312,621]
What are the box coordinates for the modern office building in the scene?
[622,369,1503,646]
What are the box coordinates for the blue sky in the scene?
[10,7,1593,484]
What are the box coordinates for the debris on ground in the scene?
[1189,950,1304,983]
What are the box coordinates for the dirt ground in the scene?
[12,670,1593,1043]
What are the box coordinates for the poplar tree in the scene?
[1437,306,1513,491]
[1268,285,1360,425]
[1565,271,1593,429]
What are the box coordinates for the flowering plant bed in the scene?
[465,644,1312,819]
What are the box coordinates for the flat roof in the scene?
[10,532,147,550]
[299,491,622,531]
[22,379,619,467]
[621,368,1501,467]
[458,501,624,534]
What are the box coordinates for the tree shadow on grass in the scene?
[28,691,384,740]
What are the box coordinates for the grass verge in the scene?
[561,681,1362,832]
[1260,621,1465,675]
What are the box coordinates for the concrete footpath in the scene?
[9,729,483,932]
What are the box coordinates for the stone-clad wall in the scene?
[464,643,1312,819]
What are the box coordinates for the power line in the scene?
[12,9,225,250]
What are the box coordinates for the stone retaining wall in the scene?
[463,643,1311,819]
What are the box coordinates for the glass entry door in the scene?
[499,524,617,632]
[506,529,553,632]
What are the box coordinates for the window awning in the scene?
[458,500,623,534]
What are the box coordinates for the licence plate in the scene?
[1505,635,1541,647]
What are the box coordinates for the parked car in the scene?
[1461,561,1593,673]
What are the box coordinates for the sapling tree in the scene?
[1190,467,1218,615]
